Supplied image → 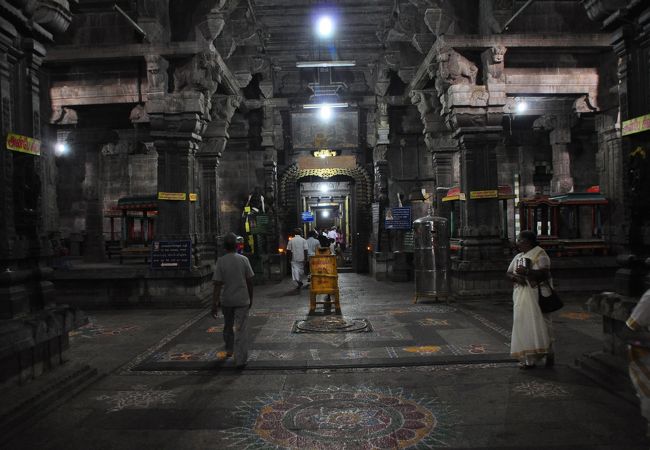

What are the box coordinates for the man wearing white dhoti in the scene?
[286,228,308,289]
[625,288,650,436]
[507,230,553,369]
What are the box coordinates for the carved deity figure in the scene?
[212,95,242,124]
[482,45,507,84]
[145,55,169,93]
[173,51,222,96]
[409,90,435,117]
[435,47,478,89]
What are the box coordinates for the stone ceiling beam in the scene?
[45,42,242,96]
[410,33,613,90]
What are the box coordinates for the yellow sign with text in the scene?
[189,193,198,202]
[622,113,650,136]
[158,192,187,201]
[469,190,498,199]
[6,133,41,156]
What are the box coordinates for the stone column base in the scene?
[370,252,394,281]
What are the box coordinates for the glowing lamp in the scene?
[316,16,334,38]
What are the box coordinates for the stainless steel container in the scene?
[413,215,450,298]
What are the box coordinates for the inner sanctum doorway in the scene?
[279,165,372,273]
[299,179,352,267]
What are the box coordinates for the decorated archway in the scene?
[279,164,373,273]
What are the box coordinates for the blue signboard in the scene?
[385,207,412,230]
[150,240,192,269]
[301,211,314,222]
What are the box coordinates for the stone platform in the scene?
[51,262,213,308]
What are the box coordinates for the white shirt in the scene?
[287,235,308,262]
[306,237,320,257]
[327,230,338,240]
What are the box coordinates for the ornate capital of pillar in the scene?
[373,144,389,162]
[532,114,577,145]
[376,100,390,145]
[145,55,170,94]
[441,84,504,135]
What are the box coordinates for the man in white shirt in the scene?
[306,230,320,257]
[327,226,338,241]
[286,228,308,289]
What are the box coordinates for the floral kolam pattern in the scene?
[220,385,455,449]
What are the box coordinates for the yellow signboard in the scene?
[469,190,498,199]
[622,113,650,136]
[189,193,198,202]
[158,192,187,201]
[6,133,41,156]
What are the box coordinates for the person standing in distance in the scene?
[305,230,320,282]
[211,233,254,368]
[287,228,308,289]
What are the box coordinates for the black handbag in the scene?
[538,282,563,313]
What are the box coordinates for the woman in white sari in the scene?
[507,231,553,369]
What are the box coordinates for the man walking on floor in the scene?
[211,233,254,368]
[287,227,308,289]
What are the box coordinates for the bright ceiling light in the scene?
[296,61,356,68]
[303,102,348,109]
[316,16,334,38]
[321,210,330,218]
[320,184,329,193]
[319,105,332,121]
[516,101,528,113]
[54,142,68,156]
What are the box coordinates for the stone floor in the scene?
[3,274,648,449]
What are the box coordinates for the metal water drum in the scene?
[413,216,450,298]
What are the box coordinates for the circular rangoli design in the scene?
[295,316,370,333]
[220,386,455,449]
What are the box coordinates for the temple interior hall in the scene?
[2,1,650,448]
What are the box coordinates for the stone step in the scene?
[0,363,100,445]
[575,351,638,405]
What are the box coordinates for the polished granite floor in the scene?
[2,274,647,449]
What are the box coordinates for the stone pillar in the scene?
[430,46,511,296]
[0,44,17,261]
[456,131,503,258]
[532,114,576,195]
[374,99,390,254]
[59,128,115,263]
[259,82,283,255]
[196,94,240,261]
[148,94,205,244]
[595,111,626,251]
[427,135,457,213]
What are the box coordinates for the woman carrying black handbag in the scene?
[507,230,557,369]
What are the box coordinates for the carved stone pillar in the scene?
[457,132,503,259]
[373,99,390,255]
[62,128,116,263]
[595,111,625,250]
[410,88,458,213]
[197,94,240,261]
[0,46,17,260]
[435,46,506,263]
[148,91,209,263]
[534,114,576,195]
[259,81,282,254]
[427,136,457,213]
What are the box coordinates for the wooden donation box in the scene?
[309,248,341,314]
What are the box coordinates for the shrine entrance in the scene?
[279,165,372,273]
